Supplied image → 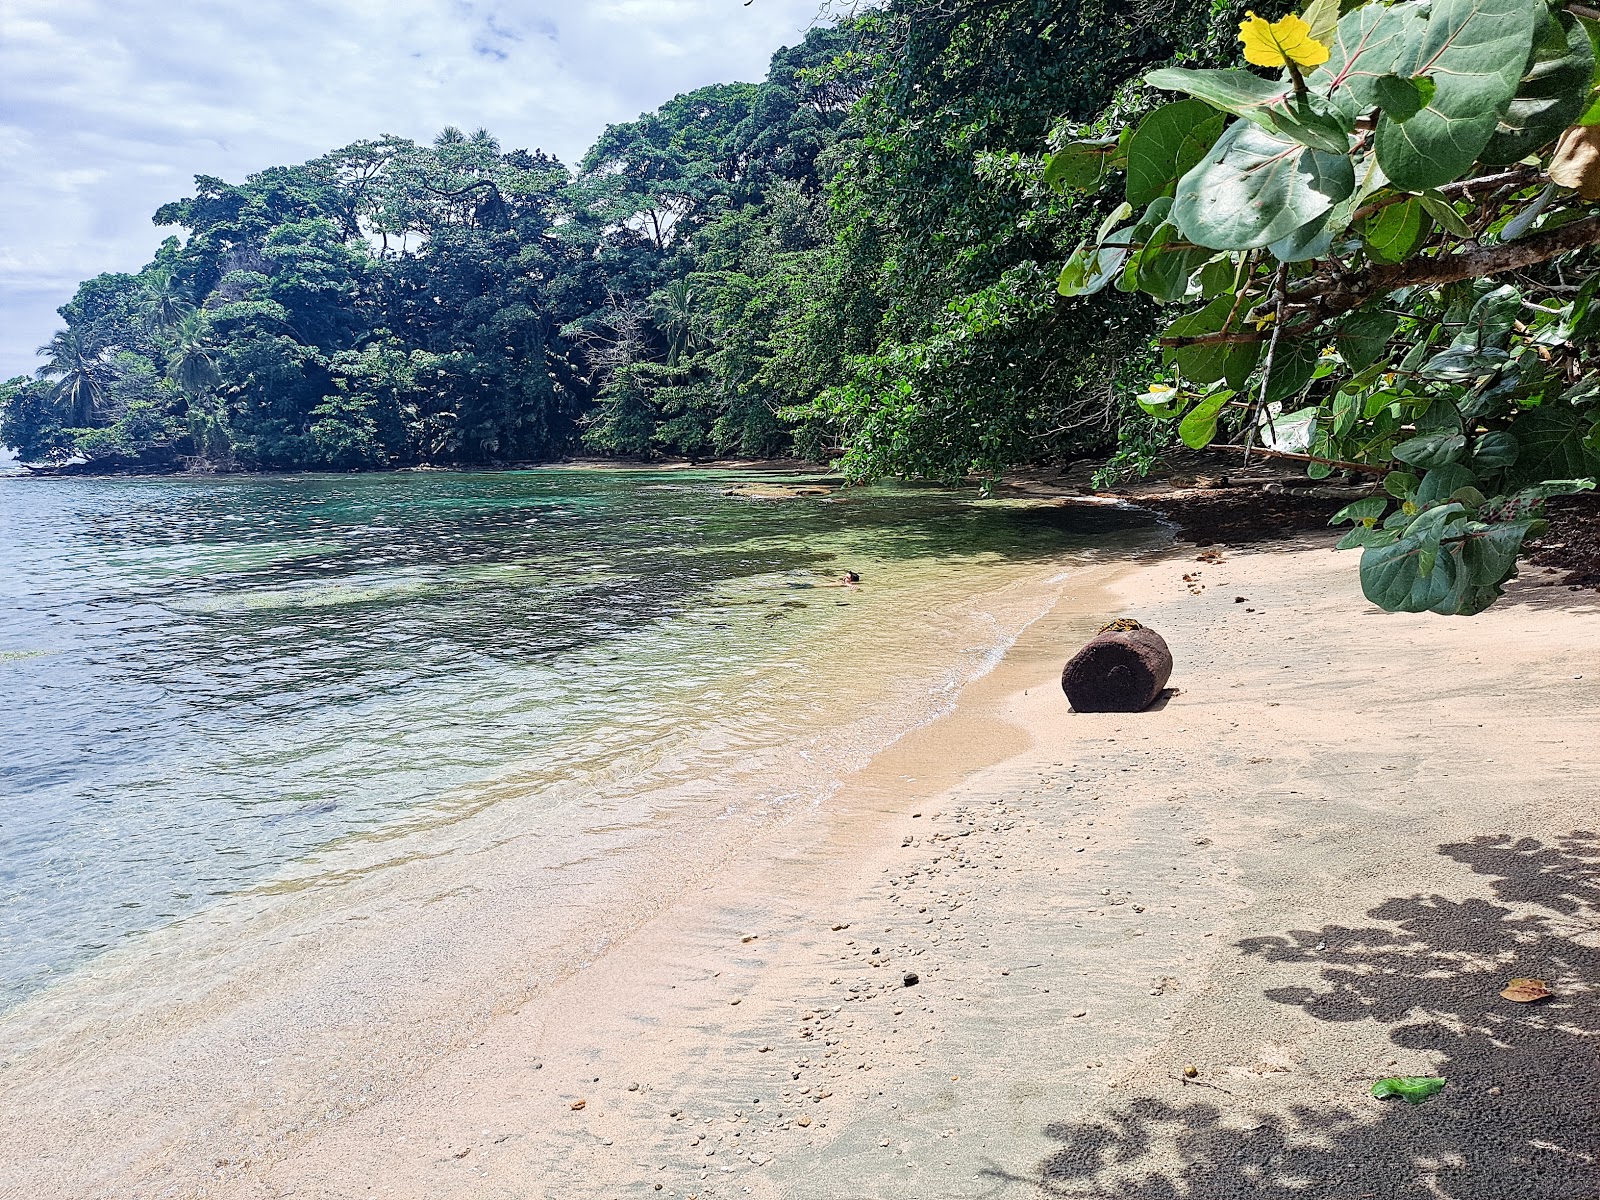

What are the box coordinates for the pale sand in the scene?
[3,535,1597,1199]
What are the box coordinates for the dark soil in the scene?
[1132,486,1349,547]
[1527,492,1600,590]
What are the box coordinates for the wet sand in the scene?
[3,534,1598,1199]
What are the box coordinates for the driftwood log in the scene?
[1061,621,1172,713]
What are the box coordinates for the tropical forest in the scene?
[7,0,1600,613]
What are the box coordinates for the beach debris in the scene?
[796,1115,812,1127]
[902,972,919,987]
[831,923,849,931]
[1183,1064,1199,1078]
[1062,621,1173,713]
[1371,1076,1446,1105]
[741,935,757,943]
[1500,977,1552,1003]
[570,1099,587,1111]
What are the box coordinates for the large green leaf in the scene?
[1375,0,1545,191]
[1129,223,1209,302]
[1336,307,1399,370]
[1507,403,1600,486]
[1178,388,1234,449]
[1126,101,1226,207]
[1309,2,1429,122]
[1360,504,1468,611]
[1161,295,1262,388]
[1173,121,1356,251]
[1482,11,1597,163]
[1362,196,1429,264]
[1414,461,1478,507]
[1045,139,1118,192]
[1144,67,1290,120]
[1262,338,1322,404]
[1394,431,1468,467]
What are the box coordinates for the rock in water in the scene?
[1061,621,1172,713]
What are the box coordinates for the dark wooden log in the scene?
[1061,624,1173,713]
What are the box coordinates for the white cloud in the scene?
[0,0,825,376]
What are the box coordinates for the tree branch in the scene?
[1160,214,1600,349]
[1210,444,1390,476]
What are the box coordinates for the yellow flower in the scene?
[1238,10,1331,70]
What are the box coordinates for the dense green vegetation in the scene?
[1051,0,1600,612]
[2,2,1240,478]
[8,0,1598,612]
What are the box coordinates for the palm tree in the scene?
[167,313,228,465]
[141,268,194,333]
[167,312,219,396]
[36,328,109,427]
[650,278,710,368]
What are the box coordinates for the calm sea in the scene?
[0,468,1155,1008]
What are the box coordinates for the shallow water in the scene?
[0,468,1156,1008]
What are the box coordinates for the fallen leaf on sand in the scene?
[1371,1076,1445,1105]
[1500,978,1552,1003]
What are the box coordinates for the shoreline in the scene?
[4,532,1598,1198]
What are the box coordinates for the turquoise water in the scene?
[0,469,1154,1007]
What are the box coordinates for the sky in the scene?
[0,0,828,378]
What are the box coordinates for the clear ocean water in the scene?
[0,468,1155,1008]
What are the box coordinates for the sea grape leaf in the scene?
[1482,11,1597,163]
[1178,388,1234,449]
[1331,495,1389,525]
[1385,470,1421,499]
[1472,430,1519,470]
[1362,196,1429,264]
[1375,0,1544,191]
[1058,237,1130,297]
[1453,284,1522,353]
[1339,524,1402,549]
[1162,295,1263,387]
[1361,506,1468,611]
[1393,431,1468,468]
[1336,307,1399,370]
[1046,140,1118,192]
[1144,67,1291,121]
[1309,2,1429,121]
[1373,73,1434,121]
[1414,461,1478,507]
[1422,346,1509,381]
[1454,519,1545,612]
[1130,223,1210,302]
[1504,477,1596,503]
[1505,403,1600,485]
[1240,11,1333,70]
[1304,0,1341,48]
[1173,120,1356,250]
[1263,338,1322,404]
[1126,100,1227,206]
[1419,190,1473,237]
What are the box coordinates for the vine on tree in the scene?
[1049,0,1600,615]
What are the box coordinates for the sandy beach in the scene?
[3,527,1597,1199]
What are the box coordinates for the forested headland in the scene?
[1,1,1240,480]
[9,0,1600,618]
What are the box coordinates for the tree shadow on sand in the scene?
[997,832,1600,1199]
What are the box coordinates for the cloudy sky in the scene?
[0,0,827,378]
